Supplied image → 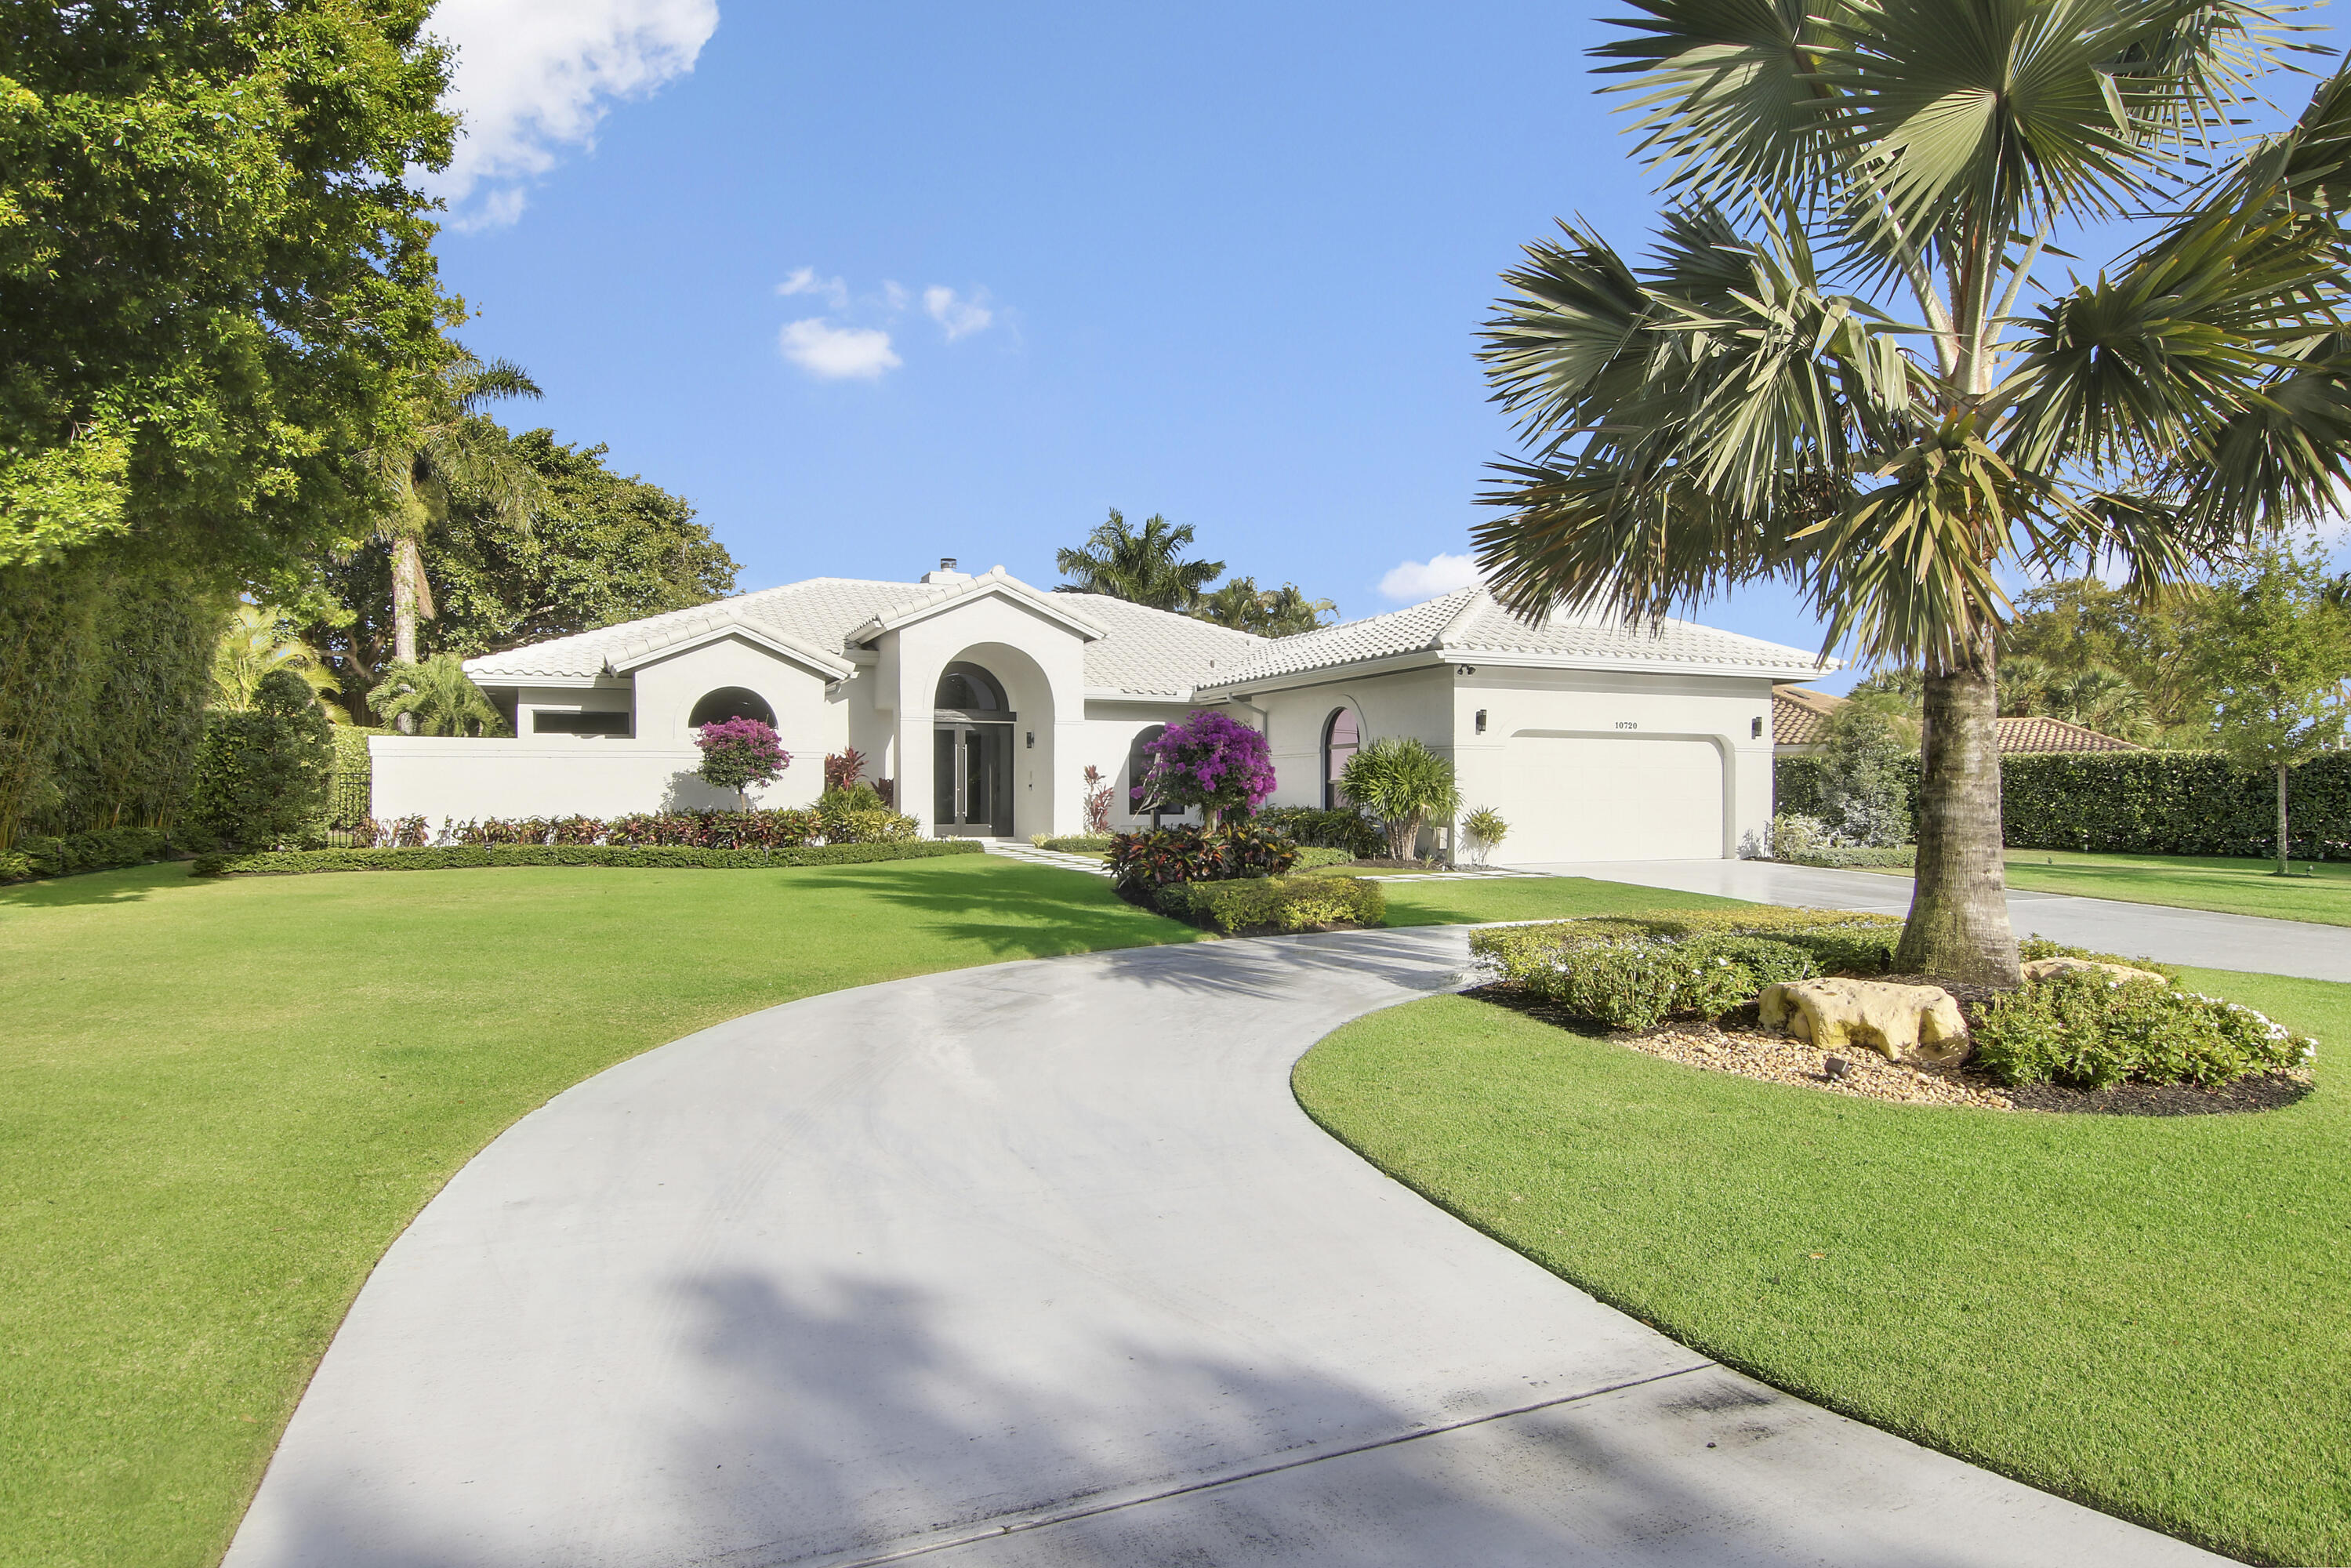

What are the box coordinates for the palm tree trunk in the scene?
[391,537,423,665]
[1896,621,2020,983]
[2277,762,2290,876]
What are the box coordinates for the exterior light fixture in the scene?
[1025,731,1035,750]
[1455,664,1477,676]
[1475,709,1487,734]
[1752,717,1764,739]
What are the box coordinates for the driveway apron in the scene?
[1518,858,2351,982]
[225,928,2220,1567]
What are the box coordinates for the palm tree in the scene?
[1996,655,2056,716]
[1194,576,1341,636]
[370,350,546,667]
[1475,0,2351,982]
[2041,664,2152,736]
[1054,509,1225,611]
[368,655,508,737]
[212,604,345,717]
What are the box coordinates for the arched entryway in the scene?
[932,660,1015,836]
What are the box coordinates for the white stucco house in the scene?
[369,558,1834,862]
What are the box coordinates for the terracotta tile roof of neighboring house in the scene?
[1771,684,2142,753]
[1994,714,2143,753]
[1772,684,1844,748]
[462,572,1268,698]
[1202,589,1834,691]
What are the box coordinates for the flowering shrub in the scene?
[696,718,789,805]
[1136,710,1275,824]
[1973,971,2314,1087]
[1108,823,1299,889]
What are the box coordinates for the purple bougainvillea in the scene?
[696,717,789,806]
[1137,710,1276,825]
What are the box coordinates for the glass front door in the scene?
[932,722,1014,836]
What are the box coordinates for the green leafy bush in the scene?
[1291,846,1358,870]
[1154,873,1387,933]
[1973,971,2315,1087]
[1472,908,1907,1029]
[190,840,984,877]
[2,826,172,881]
[1108,824,1299,889]
[1036,834,1113,853]
[1777,750,2351,858]
[1779,844,1916,869]
[186,671,332,850]
[2018,934,2181,982]
[1253,805,1384,858]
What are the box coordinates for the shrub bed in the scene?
[1154,873,1387,934]
[437,805,922,850]
[0,826,176,883]
[1777,750,2351,858]
[1251,805,1384,858]
[190,840,983,877]
[1290,846,1359,871]
[1774,845,1916,869]
[1974,971,2315,1087]
[1035,834,1114,853]
[1107,824,1299,888]
[1472,909,1907,1030]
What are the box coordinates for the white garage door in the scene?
[1491,734,1725,862]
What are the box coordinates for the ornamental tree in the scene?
[697,718,789,808]
[1137,710,1276,826]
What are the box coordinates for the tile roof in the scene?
[1770,686,2143,753]
[1201,589,1831,689]
[463,573,1266,697]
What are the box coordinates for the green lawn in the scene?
[0,858,1196,1568]
[1378,874,1740,927]
[1997,848,2351,926]
[1293,971,2350,1566]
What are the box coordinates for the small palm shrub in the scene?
[1973,972,2313,1088]
[1462,805,1507,866]
[1337,738,1460,859]
[368,656,506,736]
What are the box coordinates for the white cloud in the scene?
[423,0,719,229]
[776,267,849,308]
[1378,552,1483,601]
[923,285,994,342]
[778,318,901,380]
[880,281,910,312]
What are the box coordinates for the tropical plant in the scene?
[1462,804,1509,866]
[1818,702,1914,848]
[213,604,342,715]
[367,350,549,671]
[187,670,333,850]
[1338,737,1461,860]
[824,748,869,792]
[1136,710,1279,825]
[1082,764,1115,833]
[1194,576,1341,636]
[695,717,788,808]
[1054,509,1225,610]
[2194,543,2351,873]
[368,656,508,738]
[1474,2,2351,982]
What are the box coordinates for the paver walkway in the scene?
[227,930,2217,1567]
[1519,858,2351,982]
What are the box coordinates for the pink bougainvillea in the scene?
[1137,710,1276,825]
[696,717,789,805]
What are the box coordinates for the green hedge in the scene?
[1154,873,1388,933]
[1036,834,1113,853]
[192,840,986,877]
[0,826,176,883]
[1776,750,2351,857]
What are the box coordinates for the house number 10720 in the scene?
[1614,720,1638,730]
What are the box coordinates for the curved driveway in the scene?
[227,929,2218,1567]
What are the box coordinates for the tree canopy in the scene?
[1054,507,1337,633]
[0,1,456,582]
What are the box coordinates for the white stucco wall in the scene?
[368,739,788,826]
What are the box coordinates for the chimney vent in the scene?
[940,557,957,572]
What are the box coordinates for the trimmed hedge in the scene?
[1154,873,1388,933]
[1,826,175,883]
[191,840,985,877]
[1036,834,1114,853]
[1291,846,1359,871]
[1776,845,1916,869]
[1776,750,2351,857]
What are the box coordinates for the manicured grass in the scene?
[1294,970,2350,1566]
[1379,874,1743,927]
[2000,848,2351,926]
[0,858,1195,1568]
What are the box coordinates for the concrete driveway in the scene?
[1518,858,2351,982]
[226,930,2217,1567]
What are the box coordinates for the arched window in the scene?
[688,687,776,729]
[1126,724,1167,818]
[1322,707,1359,810]
[934,662,1008,713]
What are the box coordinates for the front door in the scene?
[933,722,1014,836]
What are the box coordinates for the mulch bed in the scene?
[1465,982,2313,1117]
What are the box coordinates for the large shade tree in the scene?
[1475,0,2351,981]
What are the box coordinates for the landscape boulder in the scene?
[1758,978,1971,1067]
[2019,956,2170,987]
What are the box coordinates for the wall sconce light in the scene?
[1475,709,1488,734]
[1751,717,1764,739]
[1455,664,1477,677]
[1025,731,1035,750]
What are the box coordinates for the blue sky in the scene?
[426,1,2343,694]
